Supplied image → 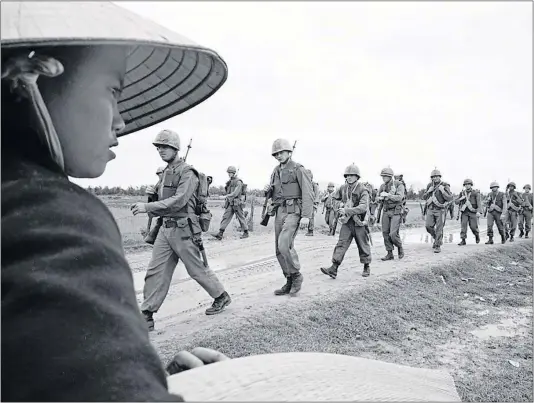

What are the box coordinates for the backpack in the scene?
[241,182,248,200]
[189,167,212,232]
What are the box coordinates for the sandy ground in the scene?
[124,217,531,350]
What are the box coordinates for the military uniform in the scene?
[213,166,248,240]
[518,185,533,238]
[485,182,508,244]
[321,164,372,279]
[505,182,523,242]
[142,131,230,329]
[454,179,482,245]
[267,139,314,296]
[305,170,320,236]
[379,168,406,260]
[321,182,336,233]
[422,169,453,253]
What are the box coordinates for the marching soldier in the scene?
[505,182,523,242]
[485,181,508,244]
[264,139,314,296]
[305,169,321,236]
[212,165,249,240]
[454,179,482,245]
[131,130,232,330]
[519,184,533,238]
[378,168,406,260]
[422,169,453,253]
[321,182,337,234]
[320,164,372,278]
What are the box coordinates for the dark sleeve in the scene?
[1,171,182,401]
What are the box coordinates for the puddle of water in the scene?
[470,317,529,340]
[402,229,488,245]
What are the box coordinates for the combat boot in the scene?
[381,251,394,261]
[320,263,339,279]
[240,230,249,239]
[289,273,304,295]
[519,229,524,238]
[509,235,514,242]
[212,230,224,240]
[274,276,292,296]
[485,236,494,245]
[458,239,466,246]
[305,231,314,236]
[398,246,405,259]
[475,233,480,244]
[142,310,155,332]
[434,246,441,253]
[362,264,370,277]
[526,231,530,239]
[500,232,506,244]
[205,291,232,315]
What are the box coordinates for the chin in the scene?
[67,163,107,179]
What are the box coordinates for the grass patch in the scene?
[161,243,532,402]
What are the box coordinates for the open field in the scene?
[101,195,532,401]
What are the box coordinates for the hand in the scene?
[166,347,230,375]
[131,202,147,215]
[380,191,389,198]
[145,185,156,195]
[438,185,445,192]
[476,212,481,218]
[337,207,346,215]
[263,184,271,192]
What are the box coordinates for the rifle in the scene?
[456,187,465,221]
[144,138,193,245]
[261,140,297,226]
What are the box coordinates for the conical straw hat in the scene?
[1,1,228,137]
[167,352,461,401]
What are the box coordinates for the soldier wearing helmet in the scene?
[321,181,338,235]
[504,181,524,242]
[422,169,453,253]
[304,169,321,236]
[264,138,314,296]
[484,181,508,245]
[320,164,372,279]
[519,184,533,238]
[132,129,231,326]
[212,165,249,240]
[454,179,483,246]
[376,167,406,261]
[2,1,229,400]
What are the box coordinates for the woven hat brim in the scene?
[167,352,461,401]
[1,2,228,137]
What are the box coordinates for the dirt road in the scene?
[125,218,531,351]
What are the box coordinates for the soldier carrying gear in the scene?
[454,178,483,245]
[485,181,508,245]
[1,1,229,401]
[305,169,321,236]
[212,165,249,240]
[131,130,232,330]
[422,169,454,253]
[377,167,406,261]
[519,184,533,238]
[264,138,314,296]
[320,164,372,279]
[505,181,523,242]
[321,182,338,235]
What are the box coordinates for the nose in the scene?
[112,102,126,134]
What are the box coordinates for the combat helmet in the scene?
[327,182,335,187]
[507,181,516,189]
[489,181,499,189]
[380,167,394,178]
[430,169,441,177]
[1,1,228,169]
[153,130,180,150]
[524,184,531,190]
[227,166,237,174]
[463,178,473,186]
[344,164,361,178]
[271,139,293,156]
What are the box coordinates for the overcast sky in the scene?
[72,1,532,193]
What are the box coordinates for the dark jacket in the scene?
[1,129,182,401]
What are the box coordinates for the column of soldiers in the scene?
[133,132,532,331]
